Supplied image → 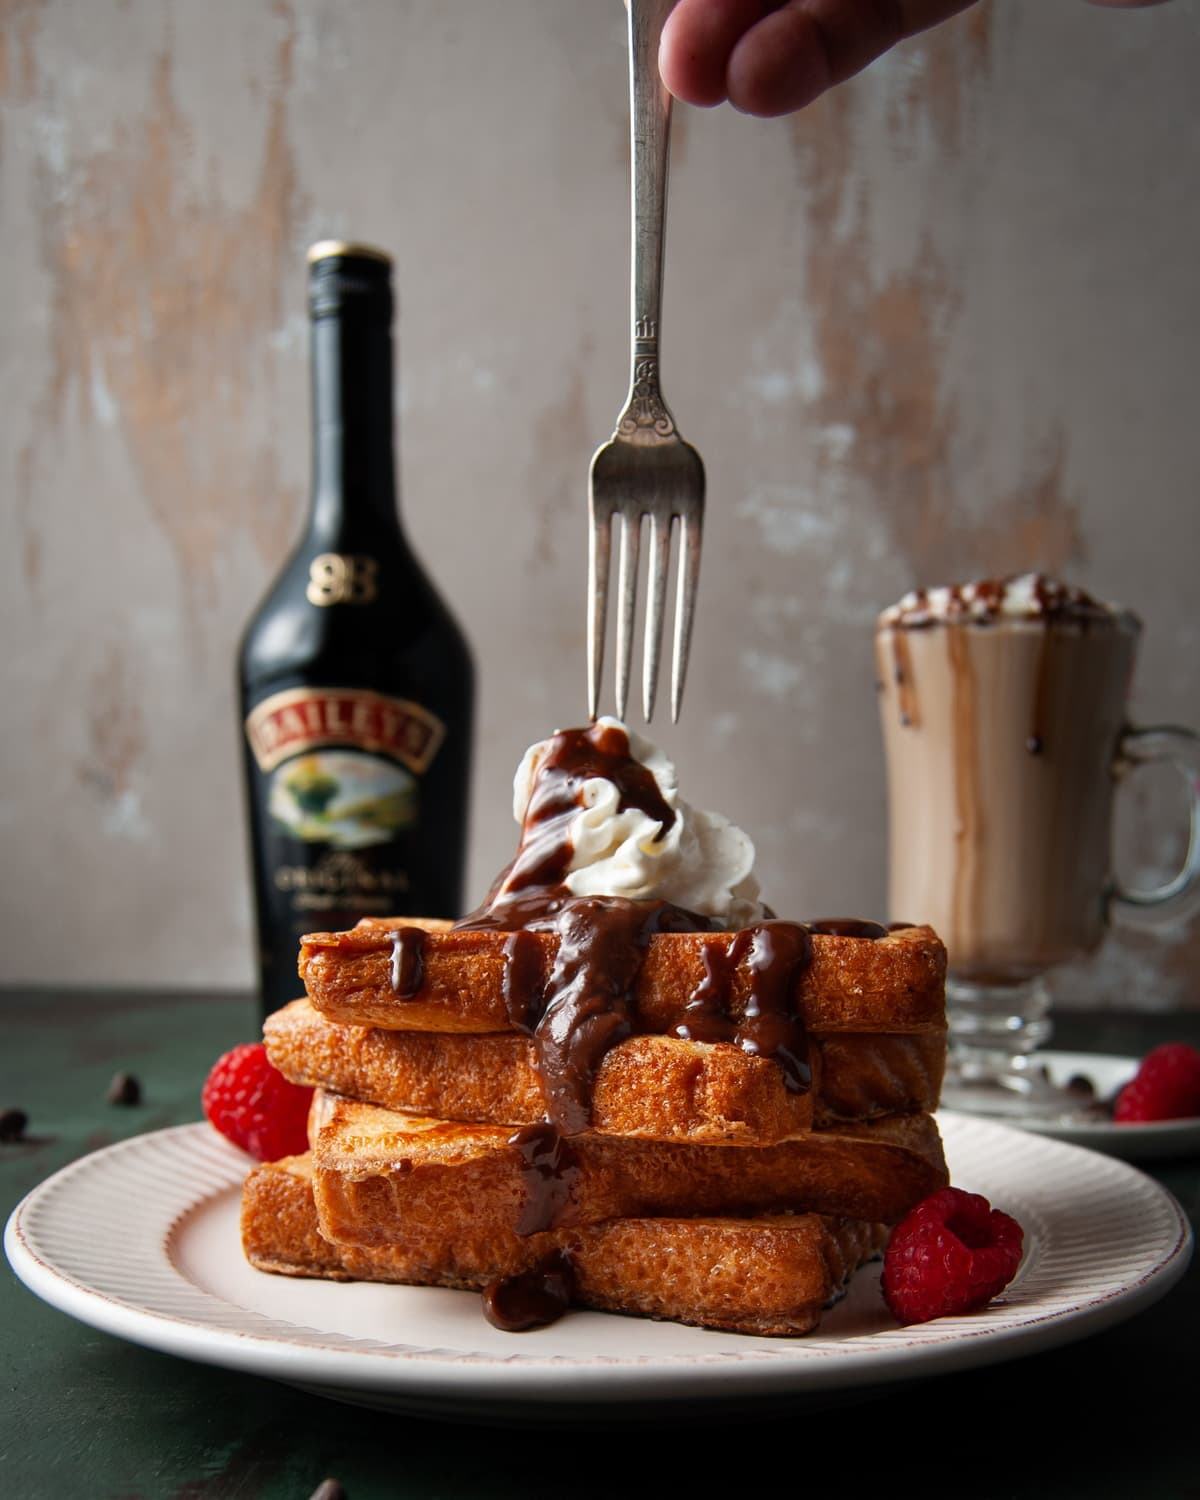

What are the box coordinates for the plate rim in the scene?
[4,1116,1193,1409]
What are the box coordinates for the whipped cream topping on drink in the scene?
[877,573,1139,741]
[879,572,1135,630]
[508,717,764,929]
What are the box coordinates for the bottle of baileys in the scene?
[238,241,474,1017]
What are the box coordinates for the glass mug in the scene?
[875,576,1200,1118]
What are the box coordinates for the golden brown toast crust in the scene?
[242,1152,888,1336]
[267,998,945,1141]
[238,1154,351,1281]
[252,913,948,1335]
[298,919,946,1035]
[307,1093,947,1243]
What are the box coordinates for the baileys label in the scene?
[246,687,444,853]
[246,687,444,774]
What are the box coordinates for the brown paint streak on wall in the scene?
[892,4,993,149]
[244,444,300,565]
[16,442,41,583]
[526,342,592,570]
[79,644,146,800]
[0,0,46,103]
[974,437,1084,577]
[27,11,303,600]
[792,11,1080,584]
[793,79,959,570]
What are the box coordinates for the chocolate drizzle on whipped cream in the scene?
[455,722,716,1137]
[465,720,677,925]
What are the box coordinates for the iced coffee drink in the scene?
[876,573,1200,1117]
[876,575,1139,980]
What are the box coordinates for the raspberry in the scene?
[881,1186,1024,1326]
[201,1043,313,1161]
[1113,1043,1200,1123]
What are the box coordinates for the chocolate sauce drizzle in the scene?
[1028,629,1052,756]
[508,1123,580,1235]
[890,630,919,729]
[882,574,1136,750]
[482,1251,575,1332]
[455,723,716,1142]
[464,719,676,924]
[500,929,543,1032]
[807,918,889,940]
[446,724,886,1307]
[388,926,428,998]
[670,922,813,1093]
[523,895,704,1135]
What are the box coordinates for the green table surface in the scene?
[2,990,1196,1500]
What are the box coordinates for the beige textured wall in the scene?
[2,0,1198,1010]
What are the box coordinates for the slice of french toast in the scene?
[266,997,945,1143]
[298,919,945,1036]
[306,1092,947,1248]
[241,1152,888,1337]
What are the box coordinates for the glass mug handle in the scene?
[1108,724,1200,927]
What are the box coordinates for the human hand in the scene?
[659,0,1173,118]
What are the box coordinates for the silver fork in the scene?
[588,0,705,724]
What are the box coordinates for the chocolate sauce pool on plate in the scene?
[483,1251,575,1332]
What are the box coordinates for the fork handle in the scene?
[621,0,676,440]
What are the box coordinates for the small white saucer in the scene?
[968,1051,1200,1162]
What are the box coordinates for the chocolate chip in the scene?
[308,1482,347,1500]
[0,1109,28,1143]
[1065,1073,1096,1101]
[106,1072,142,1106]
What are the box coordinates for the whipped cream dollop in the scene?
[509,718,764,930]
[879,572,1135,629]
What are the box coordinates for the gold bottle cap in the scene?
[306,240,391,267]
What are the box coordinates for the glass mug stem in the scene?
[946,975,1052,1058]
[941,976,1070,1118]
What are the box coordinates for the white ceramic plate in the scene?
[1013,1051,1200,1161]
[5,1115,1191,1424]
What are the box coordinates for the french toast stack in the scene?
[241,915,949,1336]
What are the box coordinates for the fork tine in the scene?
[641,509,671,722]
[614,509,642,722]
[587,498,613,722]
[670,507,703,723]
